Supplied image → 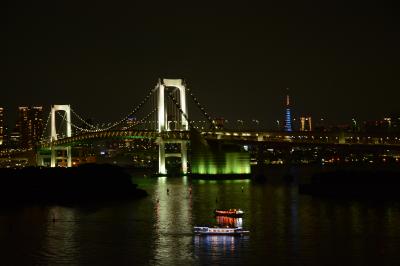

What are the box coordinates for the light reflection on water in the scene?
[1,173,400,265]
[43,207,78,264]
[152,176,194,265]
[194,235,250,263]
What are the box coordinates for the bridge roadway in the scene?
[39,130,400,149]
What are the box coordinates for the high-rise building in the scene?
[284,89,292,132]
[213,117,225,130]
[0,107,4,145]
[300,116,312,131]
[15,107,29,148]
[9,131,21,147]
[122,116,137,130]
[15,106,44,148]
[386,114,400,133]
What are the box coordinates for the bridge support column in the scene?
[338,132,346,144]
[158,84,166,132]
[158,141,167,175]
[36,153,45,167]
[156,79,190,175]
[51,105,71,141]
[157,138,188,175]
[66,146,72,167]
[37,151,52,167]
[49,105,73,168]
[50,146,72,168]
[157,79,188,133]
[51,147,56,167]
[181,141,188,174]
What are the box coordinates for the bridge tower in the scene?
[50,105,72,167]
[157,78,189,175]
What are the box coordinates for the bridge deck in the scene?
[38,130,400,149]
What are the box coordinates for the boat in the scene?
[194,226,249,235]
[214,209,244,217]
[216,216,243,228]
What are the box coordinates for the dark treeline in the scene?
[0,164,147,205]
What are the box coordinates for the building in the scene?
[9,131,21,147]
[213,117,225,130]
[300,116,312,131]
[0,107,4,145]
[15,106,44,148]
[122,116,137,130]
[284,89,292,132]
[384,114,400,133]
[363,119,390,133]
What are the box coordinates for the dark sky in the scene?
[2,1,400,128]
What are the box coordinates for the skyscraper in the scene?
[300,116,312,131]
[0,107,4,145]
[284,89,292,132]
[15,106,44,148]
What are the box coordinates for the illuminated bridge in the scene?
[37,78,400,175]
[40,129,400,148]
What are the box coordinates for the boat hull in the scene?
[195,231,249,236]
[194,226,249,236]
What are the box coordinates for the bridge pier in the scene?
[51,146,72,167]
[36,153,46,167]
[157,139,188,175]
[339,132,346,144]
[156,78,189,175]
[158,141,166,175]
[181,141,188,174]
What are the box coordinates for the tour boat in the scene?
[194,226,250,235]
[214,209,244,217]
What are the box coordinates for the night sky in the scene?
[3,1,400,128]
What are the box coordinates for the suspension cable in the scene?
[57,112,93,133]
[70,108,97,129]
[69,83,159,131]
[57,112,67,137]
[57,107,159,136]
[40,111,51,141]
[123,108,158,130]
[166,92,193,128]
[185,86,215,129]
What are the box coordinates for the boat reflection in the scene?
[216,216,243,228]
[194,235,236,247]
[194,234,249,258]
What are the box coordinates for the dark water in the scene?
[1,174,400,265]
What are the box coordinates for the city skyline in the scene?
[3,2,400,125]
[0,99,398,132]
[2,3,400,264]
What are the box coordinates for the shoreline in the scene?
[0,164,147,205]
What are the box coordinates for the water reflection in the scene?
[2,173,400,265]
[153,176,194,264]
[194,235,250,263]
[43,207,78,264]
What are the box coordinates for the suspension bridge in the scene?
[37,78,400,175]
